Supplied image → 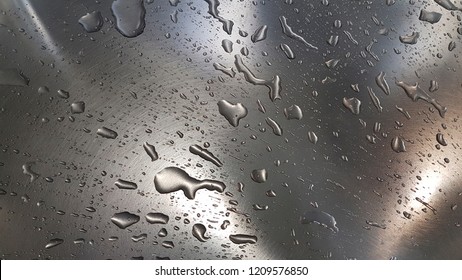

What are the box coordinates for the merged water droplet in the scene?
[325,59,340,69]
[279,16,317,50]
[375,72,390,95]
[300,210,339,233]
[213,62,236,77]
[143,142,159,161]
[192,223,209,242]
[307,131,318,144]
[78,11,104,33]
[367,86,382,113]
[146,212,169,224]
[217,99,248,127]
[250,169,267,183]
[111,211,140,229]
[97,127,118,139]
[189,144,223,167]
[229,234,257,244]
[204,0,234,35]
[22,162,39,182]
[131,233,147,242]
[154,167,226,199]
[115,179,138,190]
[111,0,146,38]
[251,25,268,43]
[343,97,361,115]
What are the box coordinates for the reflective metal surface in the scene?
[1,0,462,259]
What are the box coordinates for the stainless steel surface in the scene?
[1,0,461,259]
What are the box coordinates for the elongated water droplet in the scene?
[257,99,266,114]
[97,127,118,139]
[367,86,382,113]
[115,179,137,190]
[399,32,419,44]
[234,54,281,101]
[189,144,223,167]
[308,131,318,144]
[111,212,140,229]
[279,16,317,49]
[221,39,233,53]
[251,25,268,43]
[213,62,235,77]
[375,72,390,95]
[192,223,209,242]
[131,233,147,242]
[0,69,29,86]
[229,234,257,244]
[71,101,85,114]
[265,117,283,136]
[300,210,338,232]
[78,11,104,32]
[146,212,169,224]
[154,167,226,199]
[434,0,460,10]
[22,162,39,182]
[143,142,159,161]
[251,169,267,183]
[436,133,448,146]
[111,0,146,38]
[45,238,64,249]
[204,0,234,35]
[284,104,303,120]
[391,136,406,153]
[280,43,295,59]
[343,97,361,115]
[217,100,248,127]
[448,41,456,51]
[419,10,442,24]
[221,220,230,229]
[57,89,69,99]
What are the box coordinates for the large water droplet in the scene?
[111,212,140,229]
[111,0,146,38]
[391,136,406,153]
[300,210,339,233]
[250,169,267,183]
[115,179,138,190]
[221,39,233,53]
[71,101,85,114]
[217,100,248,127]
[189,144,223,167]
[154,167,226,199]
[78,11,104,33]
[192,223,209,242]
[97,127,118,139]
[229,234,257,244]
[146,212,169,224]
[419,10,442,24]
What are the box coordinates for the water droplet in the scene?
[284,104,303,120]
[213,63,236,77]
[192,223,209,242]
[74,238,85,244]
[375,72,390,95]
[38,86,49,94]
[97,127,118,139]
[342,97,361,115]
[250,169,267,183]
[162,240,174,249]
[300,210,339,233]
[169,0,180,6]
[115,179,138,190]
[434,0,460,11]
[204,0,234,35]
[221,220,230,229]
[399,32,419,44]
[111,0,146,38]
[143,142,159,161]
[448,41,456,51]
[154,167,226,199]
[325,58,340,69]
[307,131,318,144]
[0,69,29,86]
[279,16,317,49]
[436,133,448,146]
[221,39,233,53]
[131,233,147,242]
[189,144,223,167]
[22,162,39,182]
[45,238,64,249]
[229,234,257,244]
[252,204,268,210]
[217,100,248,127]
[111,211,140,229]
[403,211,411,219]
[265,117,283,136]
[146,212,169,224]
[71,101,85,114]
[419,10,442,24]
[170,10,178,23]
[391,136,406,153]
[57,89,70,99]
[251,25,268,43]
[327,35,339,46]
[280,43,295,59]
[234,54,281,102]
[78,11,104,33]
[367,86,382,113]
